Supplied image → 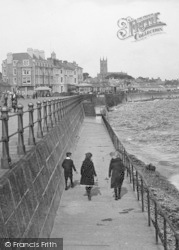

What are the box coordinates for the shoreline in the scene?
[109,95,179,192]
[126,91,179,104]
[129,154,179,230]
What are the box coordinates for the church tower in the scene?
[100,58,108,79]
[51,51,56,59]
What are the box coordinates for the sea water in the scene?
[108,98,179,190]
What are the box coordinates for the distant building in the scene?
[135,77,163,85]
[2,48,53,95]
[47,52,83,93]
[2,49,83,94]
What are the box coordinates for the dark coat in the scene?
[109,157,125,188]
[80,159,97,186]
[62,158,76,178]
[12,94,17,109]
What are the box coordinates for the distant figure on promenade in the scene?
[80,152,97,201]
[32,91,37,99]
[11,92,18,112]
[109,150,125,200]
[62,152,77,190]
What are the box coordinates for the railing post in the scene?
[123,149,126,167]
[147,190,151,226]
[56,99,60,122]
[60,100,64,119]
[37,101,43,138]
[155,203,159,244]
[28,103,36,145]
[17,104,26,155]
[47,100,53,128]
[132,165,135,191]
[52,99,57,125]
[43,100,48,132]
[141,178,144,212]
[66,98,68,114]
[129,162,132,183]
[1,106,11,169]
[61,100,65,117]
[136,171,139,201]
[63,99,66,116]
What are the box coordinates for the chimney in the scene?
[39,50,45,59]
[34,49,39,59]
[27,48,33,58]
[7,52,13,64]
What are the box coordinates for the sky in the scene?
[0,0,179,80]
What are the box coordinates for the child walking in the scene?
[80,152,97,201]
[62,152,77,190]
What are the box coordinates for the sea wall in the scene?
[0,102,84,239]
[83,100,96,116]
[127,91,179,102]
[82,91,179,109]
[105,93,126,107]
[82,93,126,107]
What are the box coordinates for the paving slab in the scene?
[50,117,163,250]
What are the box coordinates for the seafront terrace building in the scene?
[2,49,53,95]
[47,52,83,93]
[1,48,83,95]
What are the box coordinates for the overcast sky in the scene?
[0,0,179,80]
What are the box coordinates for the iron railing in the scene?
[102,114,179,250]
[0,96,83,169]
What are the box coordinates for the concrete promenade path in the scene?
[50,117,163,250]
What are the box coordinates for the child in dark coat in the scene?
[80,152,97,201]
[62,152,77,190]
[109,150,125,200]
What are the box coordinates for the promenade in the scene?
[50,116,163,250]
